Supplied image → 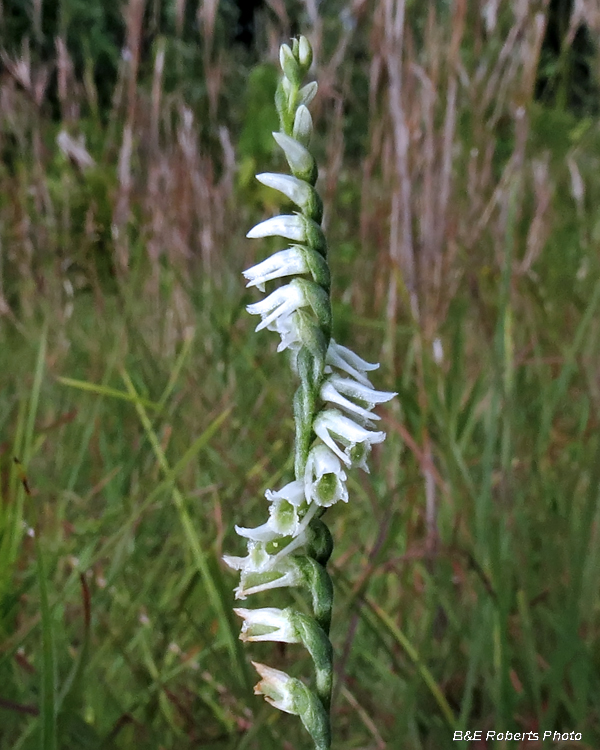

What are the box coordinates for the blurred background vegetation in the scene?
[1,0,600,748]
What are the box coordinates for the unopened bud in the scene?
[280,44,301,86]
[298,81,318,108]
[298,36,313,70]
[293,105,313,148]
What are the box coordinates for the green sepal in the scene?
[301,216,327,255]
[295,320,327,379]
[302,184,323,223]
[294,556,334,635]
[295,278,332,338]
[293,680,332,750]
[286,607,333,709]
[298,246,330,291]
[294,347,323,477]
[294,384,316,478]
[275,81,294,135]
[306,518,334,568]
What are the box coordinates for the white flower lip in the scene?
[235,568,300,600]
[313,408,386,467]
[234,606,297,643]
[247,214,306,242]
[271,310,302,352]
[304,443,348,506]
[246,281,308,332]
[326,339,379,387]
[243,247,310,292]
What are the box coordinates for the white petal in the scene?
[304,443,348,506]
[292,105,313,146]
[236,568,300,599]
[235,521,279,542]
[320,380,378,422]
[247,214,306,241]
[298,81,318,107]
[313,409,386,466]
[326,339,379,387]
[252,662,297,714]
[298,37,313,69]
[265,480,305,507]
[256,173,314,211]
[272,132,314,176]
[243,247,309,291]
[328,374,396,408]
[246,282,307,332]
[235,607,296,643]
[271,311,302,352]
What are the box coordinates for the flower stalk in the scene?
[225,36,395,749]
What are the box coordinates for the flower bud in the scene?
[280,43,301,86]
[293,105,313,148]
[272,132,318,185]
[298,81,318,107]
[252,662,332,748]
[298,36,313,70]
[256,172,322,222]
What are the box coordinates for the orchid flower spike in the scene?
[225,36,395,750]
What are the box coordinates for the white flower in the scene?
[255,173,318,217]
[270,310,302,352]
[246,214,307,242]
[265,480,305,506]
[234,607,297,643]
[246,279,309,332]
[304,443,348,507]
[313,408,386,471]
[320,375,396,423]
[252,660,331,743]
[292,105,313,147]
[325,339,379,387]
[243,247,311,292]
[225,498,319,598]
[298,37,313,69]
[272,132,316,179]
[223,542,302,599]
[297,81,318,107]
[235,481,305,542]
[252,661,302,715]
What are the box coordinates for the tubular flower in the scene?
[304,443,348,507]
[225,37,395,750]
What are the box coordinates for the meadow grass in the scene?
[1,1,600,748]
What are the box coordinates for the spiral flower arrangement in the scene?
[224,36,395,749]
